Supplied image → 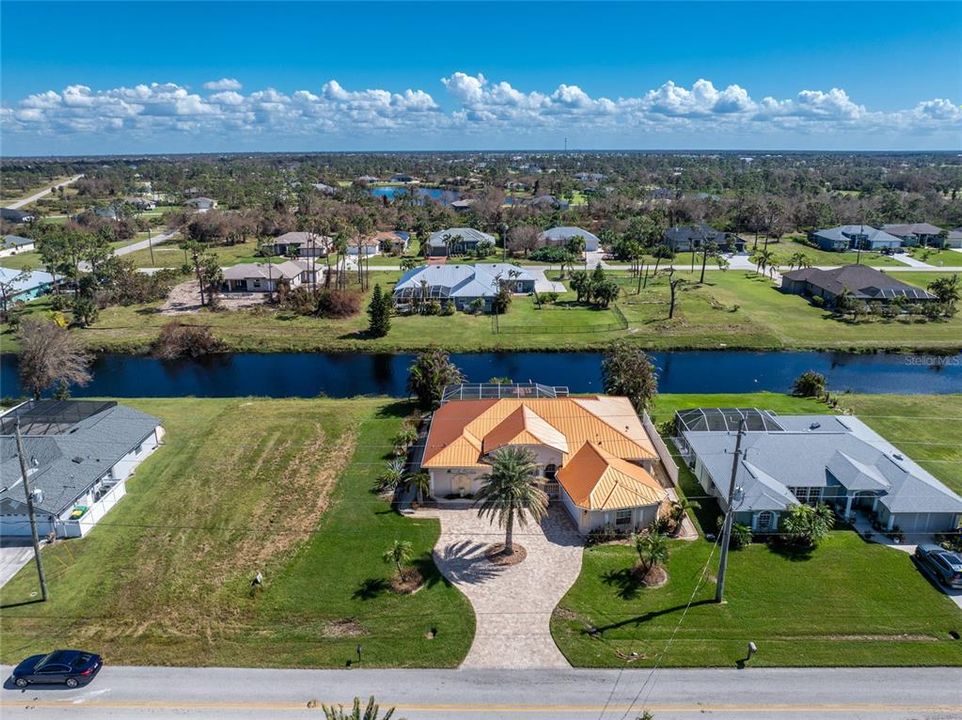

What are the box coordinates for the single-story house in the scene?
[270,231,331,258]
[527,194,569,211]
[393,263,534,312]
[0,234,35,257]
[184,197,217,212]
[0,267,54,302]
[312,182,336,195]
[419,390,669,534]
[0,400,164,539]
[538,226,601,252]
[809,225,903,252]
[1,208,34,224]
[945,228,962,249]
[221,260,314,293]
[663,224,744,253]
[426,228,497,257]
[346,239,381,257]
[881,223,947,248]
[390,174,416,183]
[371,230,410,254]
[354,175,378,185]
[574,172,606,184]
[450,199,477,213]
[130,198,156,211]
[673,408,962,535]
[781,264,936,305]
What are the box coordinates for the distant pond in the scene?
[2,351,961,399]
[368,186,461,204]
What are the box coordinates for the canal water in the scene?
[2,351,960,399]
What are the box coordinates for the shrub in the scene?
[935,529,962,553]
[316,289,362,319]
[468,298,485,314]
[49,294,71,312]
[730,522,753,549]
[441,301,455,315]
[586,524,628,546]
[810,295,825,308]
[539,291,559,305]
[792,370,827,398]
[71,296,99,327]
[151,322,225,359]
[282,286,317,315]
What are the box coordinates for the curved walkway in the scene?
[422,505,583,668]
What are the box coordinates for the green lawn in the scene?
[0,397,474,668]
[553,392,962,668]
[908,247,962,267]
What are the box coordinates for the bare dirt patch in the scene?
[323,618,366,638]
[485,543,528,565]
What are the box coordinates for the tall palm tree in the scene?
[408,470,431,504]
[474,447,548,556]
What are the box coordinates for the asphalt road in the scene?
[2,666,960,719]
[5,175,84,209]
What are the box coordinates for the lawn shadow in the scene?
[411,556,445,590]
[352,577,390,600]
[375,400,416,419]
[135,307,161,315]
[0,598,45,610]
[765,539,815,562]
[602,567,642,600]
[587,599,716,635]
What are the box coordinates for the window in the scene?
[788,487,821,506]
[544,463,557,480]
[615,509,632,526]
[756,511,773,531]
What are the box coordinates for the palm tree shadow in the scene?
[765,539,815,562]
[352,577,390,600]
[434,539,507,585]
[602,568,641,600]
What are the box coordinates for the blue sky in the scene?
[2,1,960,155]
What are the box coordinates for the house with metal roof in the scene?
[881,223,947,248]
[392,263,534,312]
[673,408,962,536]
[419,393,670,534]
[809,225,903,252]
[538,226,600,252]
[426,227,496,257]
[0,267,54,303]
[0,400,164,539]
[0,234,36,257]
[781,264,936,305]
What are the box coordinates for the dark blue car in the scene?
[11,650,102,688]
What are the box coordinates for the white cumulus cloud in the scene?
[203,78,243,91]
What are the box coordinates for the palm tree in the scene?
[474,446,548,556]
[322,696,399,720]
[782,503,835,548]
[670,497,700,529]
[382,540,413,578]
[752,248,776,277]
[788,251,811,271]
[408,470,431,504]
[634,532,670,574]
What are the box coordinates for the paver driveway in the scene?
[426,505,583,668]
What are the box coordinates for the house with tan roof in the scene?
[419,393,669,534]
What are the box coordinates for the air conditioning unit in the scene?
[31,488,44,505]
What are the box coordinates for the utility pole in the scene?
[15,422,48,602]
[147,224,155,266]
[715,418,745,604]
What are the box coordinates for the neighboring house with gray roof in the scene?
[426,228,497,257]
[881,223,947,248]
[270,231,332,258]
[221,260,315,293]
[0,267,54,303]
[809,225,903,252]
[673,408,962,536]
[393,263,534,312]
[538,226,600,252]
[781,264,936,305]
[663,224,744,253]
[1,208,34,224]
[0,235,35,257]
[945,227,962,249]
[0,400,164,539]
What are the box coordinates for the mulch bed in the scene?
[485,543,527,566]
[634,565,669,588]
[389,568,424,594]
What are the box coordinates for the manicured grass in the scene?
[0,250,41,270]
[0,397,474,668]
[908,247,962,267]
[552,532,962,667]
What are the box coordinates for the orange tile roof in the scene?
[422,397,657,470]
[556,442,667,511]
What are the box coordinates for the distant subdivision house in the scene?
[393,263,534,312]
[781,265,936,305]
[1,208,35,224]
[881,223,947,248]
[0,267,54,302]
[808,225,902,252]
[419,388,670,534]
[221,260,315,293]
[184,197,217,212]
[663,224,744,253]
[0,234,35,257]
[371,230,410,254]
[0,400,164,539]
[947,228,962,249]
[674,408,962,535]
[270,231,331,258]
[426,228,496,257]
[538,226,601,252]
